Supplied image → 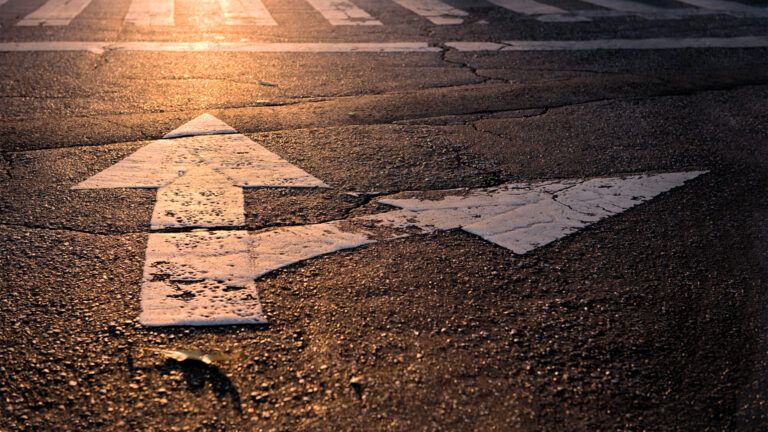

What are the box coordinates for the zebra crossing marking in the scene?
[390,0,469,25]
[217,0,277,26]
[125,0,174,26]
[577,0,668,14]
[17,0,93,26]
[486,0,591,22]
[304,0,382,25]
[11,0,768,28]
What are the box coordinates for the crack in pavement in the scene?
[0,222,142,236]
[2,79,767,153]
[437,44,505,85]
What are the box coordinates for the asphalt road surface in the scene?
[1,0,768,431]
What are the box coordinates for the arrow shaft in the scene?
[141,229,266,326]
[150,165,245,230]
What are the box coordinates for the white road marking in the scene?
[17,0,93,26]
[73,114,706,326]
[151,165,246,229]
[164,113,237,138]
[217,0,277,26]
[0,41,439,52]
[304,0,382,25]
[446,36,768,51]
[576,0,667,14]
[74,114,328,326]
[0,0,8,7]
[390,0,468,25]
[241,172,705,279]
[141,230,265,326]
[674,0,768,16]
[486,0,590,22]
[125,0,174,26]
[2,37,767,53]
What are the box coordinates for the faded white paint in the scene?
[304,0,382,25]
[164,113,237,138]
[446,36,768,51]
[0,41,438,53]
[576,0,667,14]
[150,165,245,229]
[74,116,705,327]
[486,0,590,22]
[217,0,277,26]
[74,114,328,326]
[674,0,768,16]
[17,0,93,26]
[125,0,174,26]
[390,0,468,24]
[250,224,374,277]
[3,37,768,53]
[234,172,705,286]
[141,230,265,326]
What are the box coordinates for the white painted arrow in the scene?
[74,114,327,326]
[244,171,705,279]
[74,114,705,327]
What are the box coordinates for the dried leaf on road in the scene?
[146,348,231,365]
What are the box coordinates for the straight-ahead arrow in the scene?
[74,114,327,326]
[74,114,705,327]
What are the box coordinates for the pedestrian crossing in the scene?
[4,0,767,27]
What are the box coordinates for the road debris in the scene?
[146,348,231,365]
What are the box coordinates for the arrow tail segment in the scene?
[73,114,328,326]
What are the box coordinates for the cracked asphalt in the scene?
[2,1,768,430]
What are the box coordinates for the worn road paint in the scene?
[446,36,768,51]
[163,113,238,138]
[0,41,439,53]
[390,0,468,25]
[2,37,768,53]
[576,0,668,14]
[675,0,768,16]
[217,0,277,26]
[241,172,705,280]
[74,116,703,325]
[74,114,327,326]
[17,0,93,26]
[486,0,590,22]
[125,0,174,26]
[304,0,382,25]
[141,229,264,326]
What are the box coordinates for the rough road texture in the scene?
[1,1,768,430]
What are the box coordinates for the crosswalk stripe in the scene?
[674,0,768,15]
[486,0,567,15]
[16,0,93,26]
[577,0,667,14]
[217,0,277,26]
[304,0,382,25]
[125,0,174,26]
[390,0,468,24]
[485,0,590,22]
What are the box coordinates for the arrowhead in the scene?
[163,113,237,139]
[73,114,328,190]
[377,171,707,254]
